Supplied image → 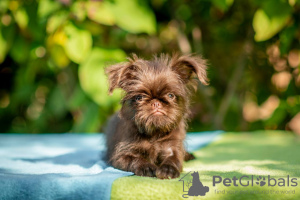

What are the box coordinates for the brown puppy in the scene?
[105,53,208,179]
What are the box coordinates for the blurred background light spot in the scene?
[267,44,288,72]
[259,95,280,120]
[243,101,260,122]
[35,47,46,58]
[289,0,296,6]
[271,71,292,91]
[35,86,48,104]
[295,75,300,87]
[125,34,136,43]
[274,58,287,72]
[0,91,10,108]
[1,14,11,26]
[243,95,280,122]
[178,32,191,54]
[148,37,162,52]
[288,112,300,135]
[135,37,148,49]
[267,44,280,64]
[292,68,299,86]
[288,49,300,68]
[57,71,69,85]
[159,21,178,43]
[26,100,45,120]
[192,27,202,41]
[287,96,299,107]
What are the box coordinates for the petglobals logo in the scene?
[213,175,298,187]
[179,172,298,198]
[179,171,209,198]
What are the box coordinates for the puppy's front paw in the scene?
[133,163,157,177]
[156,164,180,179]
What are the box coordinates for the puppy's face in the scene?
[106,54,208,135]
[123,70,187,134]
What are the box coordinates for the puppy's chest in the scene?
[140,140,173,162]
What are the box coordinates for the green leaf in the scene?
[0,27,8,63]
[253,2,292,42]
[63,23,92,64]
[37,0,61,18]
[49,44,70,68]
[111,0,156,34]
[10,36,29,63]
[0,1,8,14]
[78,48,126,107]
[86,1,115,25]
[212,0,234,12]
[71,1,86,21]
[279,25,297,54]
[86,0,156,34]
[14,7,29,29]
[46,11,69,33]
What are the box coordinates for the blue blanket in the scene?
[0,131,222,200]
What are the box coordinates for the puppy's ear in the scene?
[171,54,209,85]
[105,54,141,94]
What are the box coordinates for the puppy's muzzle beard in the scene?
[134,112,178,136]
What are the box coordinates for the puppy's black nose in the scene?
[151,101,161,109]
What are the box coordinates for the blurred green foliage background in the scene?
[0,0,300,134]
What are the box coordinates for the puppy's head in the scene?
[106,53,208,135]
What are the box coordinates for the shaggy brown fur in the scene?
[105,53,208,179]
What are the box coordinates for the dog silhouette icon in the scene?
[188,172,209,196]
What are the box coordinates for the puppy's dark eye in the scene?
[168,93,175,99]
[135,95,144,102]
